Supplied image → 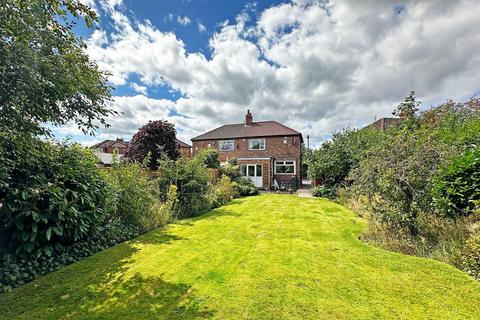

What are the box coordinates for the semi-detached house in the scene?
[191,110,303,190]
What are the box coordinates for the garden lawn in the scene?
[1,194,479,319]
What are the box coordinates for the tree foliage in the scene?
[433,146,480,218]
[350,97,480,232]
[196,147,221,169]
[125,120,180,170]
[393,91,420,121]
[0,0,114,136]
[0,134,111,257]
[305,128,384,186]
[156,155,210,218]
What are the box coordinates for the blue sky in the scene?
[57,0,480,147]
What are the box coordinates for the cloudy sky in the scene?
[59,0,480,147]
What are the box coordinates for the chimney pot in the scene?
[245,110,253,125]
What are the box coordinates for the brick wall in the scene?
[105,147,127,154]
[179,146,192,158]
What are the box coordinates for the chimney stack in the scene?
[245,109,253,126]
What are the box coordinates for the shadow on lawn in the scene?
[76,272,215,319]
[3,200,255,318]
[78,227,215,319]
[131,230,189,246]
[46,228,215,319]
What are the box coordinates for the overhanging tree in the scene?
[0,0,114,136]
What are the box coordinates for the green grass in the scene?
[1,194,479,319]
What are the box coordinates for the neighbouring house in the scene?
[91,138,129,165]
[176,139,192,158]
[363,117,402,131]
[91,137,192,165]
[191,110,303,190]
[93,138,129,154]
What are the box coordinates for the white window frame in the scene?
[248,138,266,150]
[218,140,234,152]
[274,160,296,175]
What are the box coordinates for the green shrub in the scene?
[102,161,165,231]
[305,128,384,186]
[0,218,142,293]
[196,147,221,169]
[462,225,480,280]
[221,162,241,181]
[209,176,239,207]
[433,146,480,218]
[151,185,177,227]
[312,186,335,198]
[157,155,211,218]
[0,135,111,257]
[236,177,258,196]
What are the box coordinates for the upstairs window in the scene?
[219,140,234,152]
[248,138,265,150]
[275,160,296,174]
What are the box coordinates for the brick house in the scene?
[363,117,402,131]
[91,137,192,165]
[176,139,193,158]
[191,110,303,190]
[92,138,129,155]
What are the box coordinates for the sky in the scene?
[57,0,480,147]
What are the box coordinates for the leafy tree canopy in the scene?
[0,0,114,136]
[305,128,384,186]
[393,91,420,121]
[125,120,180,170]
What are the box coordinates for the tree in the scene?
[125,120,180,170]
[0,0,114,136]
[196,147,220,169]
[305,128,384,186]
[393,91,420,120]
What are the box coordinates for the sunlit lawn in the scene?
[1,194,479,319]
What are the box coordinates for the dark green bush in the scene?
[196,147,221,169]
[0,218,142,293]
[312,186,335,198]
[236,177,258,196]
[221,162,242,181]
[305,128,384,186]
[433,146,480,218]
[0,135,111,257]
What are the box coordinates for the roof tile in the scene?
[192,121,302,141]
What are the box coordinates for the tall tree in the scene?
[0,0,114,136]
[393,91,420,120]
[125,120,180,170]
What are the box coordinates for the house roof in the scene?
[191,121,302,141]
[176,138,192,148]
[92,138,191,149]
[92,139,129,149]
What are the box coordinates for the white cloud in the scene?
[198,22,207,33]
[176,15,191,26]
[84,0,480,147]
[130,82,148,95]
[79,0,97,11]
